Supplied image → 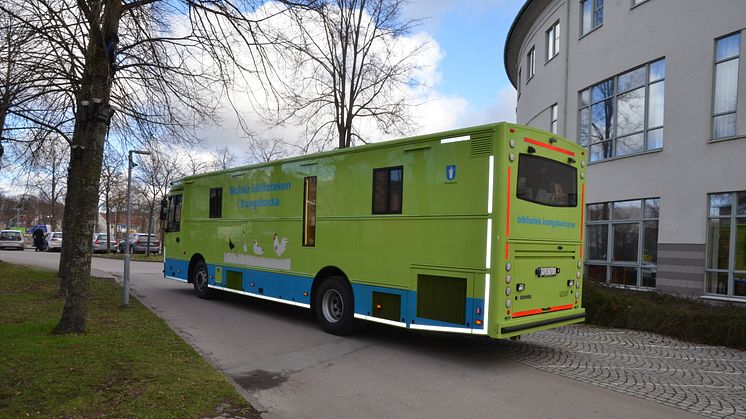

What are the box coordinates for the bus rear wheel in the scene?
[314,276,357,335]
[192,260,212,299]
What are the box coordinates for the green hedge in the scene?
[583,281,746,350]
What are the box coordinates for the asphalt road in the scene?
[2,249,701,419]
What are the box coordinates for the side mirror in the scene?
[160,198,168,221]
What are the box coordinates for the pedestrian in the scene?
[32,228,45,252]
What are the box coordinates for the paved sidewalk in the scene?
[495,325,746,418]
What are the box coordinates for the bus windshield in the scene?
[516,154,577,207]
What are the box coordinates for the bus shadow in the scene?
[200,288,522,369]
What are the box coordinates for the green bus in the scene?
[163,122,586,338]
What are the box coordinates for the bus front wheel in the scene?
[314,276,357,336]
[192,260,212,299]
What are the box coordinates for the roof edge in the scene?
[503,0,538,89]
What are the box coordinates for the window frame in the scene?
[711,32,741,140]
[372,166,404,215]
[527,46,536,81]
[209,187,223,219]
[585,198,660,289]
[302,176,317,247]
[546,21,560,62]
[580,0,603,37]
[578,58,666,162]
[166,194,183,232]
[550,103,559,134]
[705,191,746,298]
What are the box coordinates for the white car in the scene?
[45,232,63,252]
[0,230,26,250]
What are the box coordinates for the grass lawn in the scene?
[584,281,746,350]
[93,252,163,263]
[0,261,258,418]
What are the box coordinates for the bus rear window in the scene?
[516,154,577,207]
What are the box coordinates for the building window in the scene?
[518,68,522,97]
[581,0,603,36]
[209,187,222,218]
[578,58,665,162]
[546,21,560,61]
[706,192,746,298]
[585,198,659,288]
[372,166,403,214]
[527,46,536,81]
[550,103,558,134]
[712,32,741,139]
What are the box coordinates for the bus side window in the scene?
[303,177,317,246]
[167,195,182,232]
[372,166,403,214]
[209,187,223,218]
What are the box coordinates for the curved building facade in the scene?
[505,0,746,302]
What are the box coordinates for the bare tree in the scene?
[0,0,314,334]
[25,135,69,231]
[246,135,292,163]
[211,145,237,170]
[134,144,183,256]
[99,145,124,252]
[272,0,427,149]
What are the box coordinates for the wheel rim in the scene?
[321,289,344,323]
[195,269,208,292]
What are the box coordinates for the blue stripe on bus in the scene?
[164,258,484,330]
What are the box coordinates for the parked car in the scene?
[45,232,63,252]
[0,230,26,250]
[119,233,160,254]
[91,232,115,253]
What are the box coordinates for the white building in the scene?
[504,0,746,302]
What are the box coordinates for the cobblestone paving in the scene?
[495,325,746,418]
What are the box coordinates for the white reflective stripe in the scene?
[354,314,407,328]
[206,284,311,308]
[485,219,493,269]
[487,155,495,214]
[472,328,488,335]
[440,135,470,144]
[165,275,188,283]
[482,273,491,334]
[409,324,474,334]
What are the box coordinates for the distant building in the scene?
[504,0,746,302]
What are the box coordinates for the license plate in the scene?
[536,267,559,277]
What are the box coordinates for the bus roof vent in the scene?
[469,132,493,158]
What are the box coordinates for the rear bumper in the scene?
[0,243,25,250]
[500,311,585,335]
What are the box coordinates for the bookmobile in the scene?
[162,122,586,339]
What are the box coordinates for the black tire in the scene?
[313,276,357,335]
[192,259,212,299]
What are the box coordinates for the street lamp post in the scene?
[123,149,151,307]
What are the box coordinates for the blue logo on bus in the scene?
[446,165,456,181]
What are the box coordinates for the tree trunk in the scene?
[55,1,122,334]
[54,105,109,334]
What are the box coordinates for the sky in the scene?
[404,0,522,121]
[0,0,525,196]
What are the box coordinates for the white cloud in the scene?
[457,86,517,127]
[185,2,477,156]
